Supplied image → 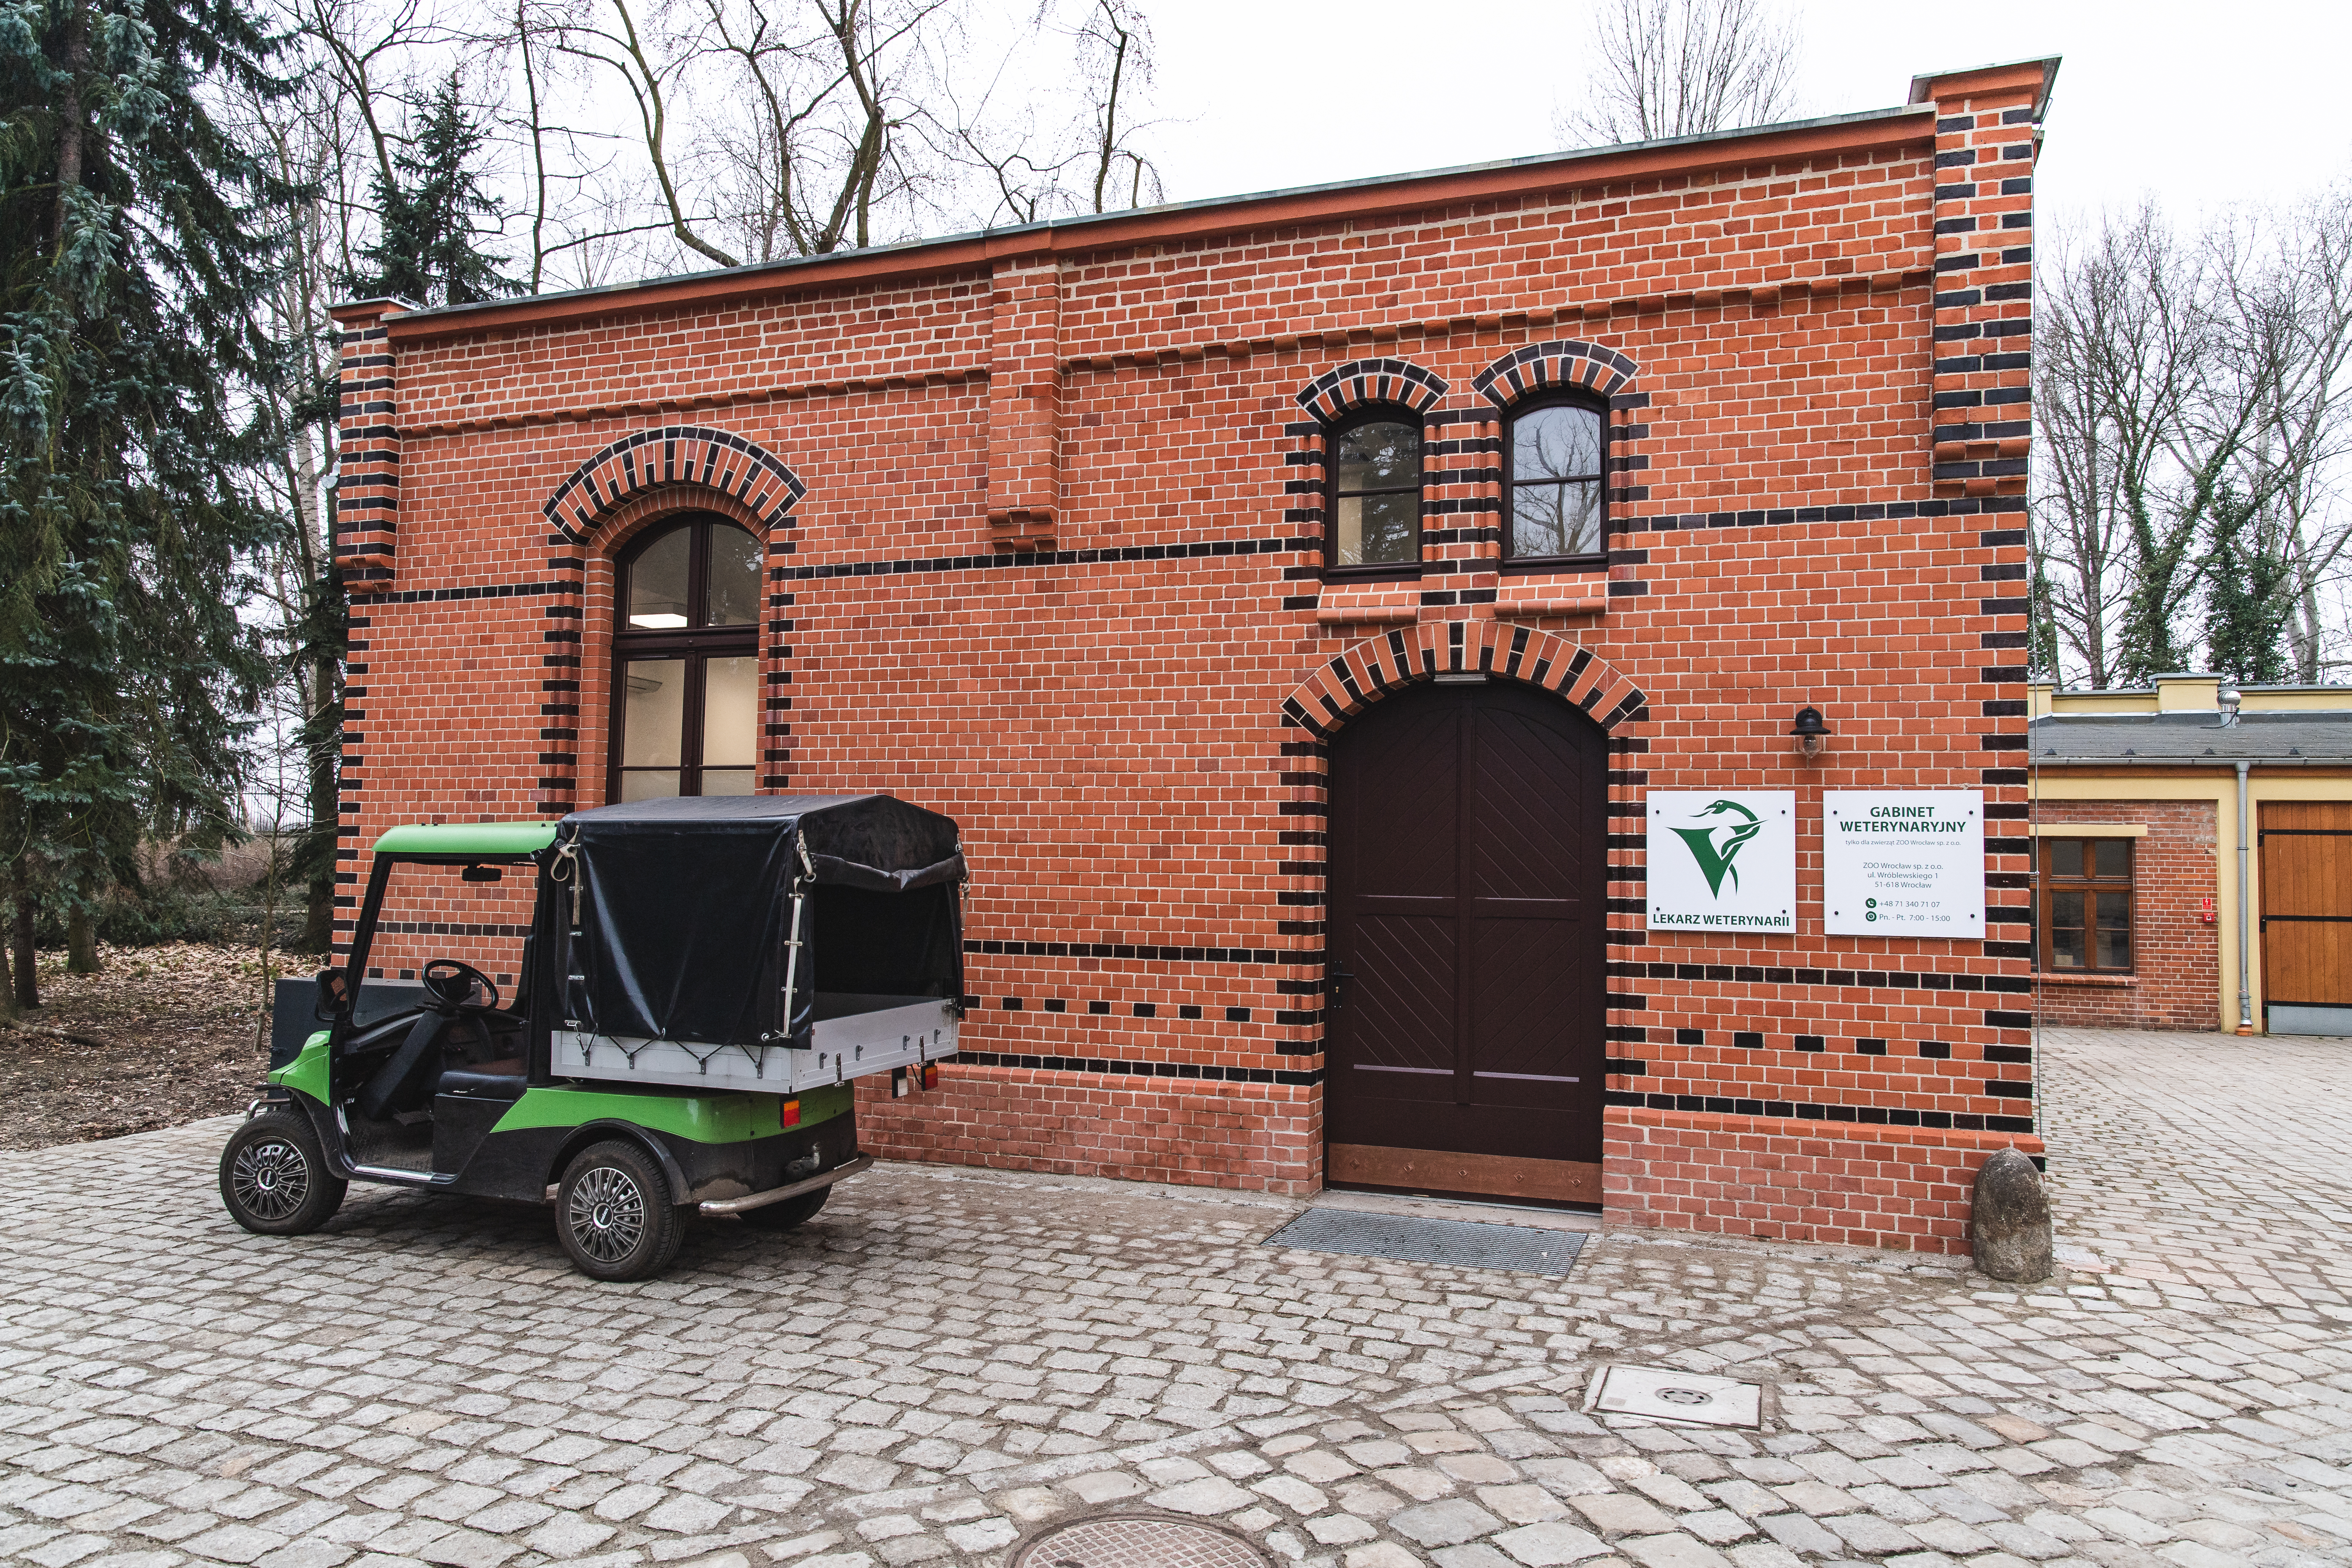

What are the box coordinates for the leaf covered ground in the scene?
[0,944,280,1150]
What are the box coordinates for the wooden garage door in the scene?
[2260,801,2352,1033]
[1323,679,1609,1205]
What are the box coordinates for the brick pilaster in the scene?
[1917,61,2052,500]
[1916,58,2057,1086]
[986,256,1060,549]
[328,298,411,586]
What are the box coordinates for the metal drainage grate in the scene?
[1014,1514,1270,1568]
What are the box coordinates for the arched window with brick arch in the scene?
[1325,404,1424,573]
[608,513,762,801]
[1503,392,1608,563]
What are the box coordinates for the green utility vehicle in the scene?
[221,795,965,1279]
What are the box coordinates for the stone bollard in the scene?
[1971,1146,2053,1282]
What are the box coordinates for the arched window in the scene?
[1326,409,1424,571]
[1504,397,1606,561]
[609,514,762,802]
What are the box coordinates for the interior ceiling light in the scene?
[629,613,690,629]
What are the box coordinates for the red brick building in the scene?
[2031,676,2352,1036]
[329,57,2057,1254]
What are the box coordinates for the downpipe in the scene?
[2237,759,2255,1034]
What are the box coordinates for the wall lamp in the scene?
[1791,705,1832,758]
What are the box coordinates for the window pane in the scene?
[2045,839,2082,878]
[705,524,763,626]
[626,528,692,630]
[620,770,679,803]
[701,656,759,768]
[1510,480,1600,557]
[622,659,685,767]
[2049,890,2084,968]
[1335,491,1419,567]
[700,768,756,796]
[1513,404,1602,481]
[1333,421,1420,492]
[2093,838,2131,879]
[2096,893,2132,969]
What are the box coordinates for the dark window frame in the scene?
[1500,392,1610,569]
[607,513,761,803]
[1323,405,1426,580]
[2037,836,2134,974]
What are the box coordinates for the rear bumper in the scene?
[697,1152,875,1215]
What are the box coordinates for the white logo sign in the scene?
[1647,791,1795,933]
[1823,790,1983,937]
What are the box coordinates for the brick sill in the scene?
[2034,971,2137,988]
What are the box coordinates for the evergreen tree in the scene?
[0,0,287,1007]
[2202,489,2297,686]
[349,72,519,308]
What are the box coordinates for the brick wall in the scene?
[2034,800,2221,1031]
[328,60,2054,1254]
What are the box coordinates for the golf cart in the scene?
[221,794,965,1279]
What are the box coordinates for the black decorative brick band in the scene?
[1622,496,2025,534]
[368,580,585,606]
[967,939,1298,965]
[371,921,536,938]
[953,1049,1321,1087]
[789,537,1307,580]
[1611,961,2034,996]
[1295,359,1449,421]
[1607,1089,2033,1135]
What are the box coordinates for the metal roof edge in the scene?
[344,103,1934,332]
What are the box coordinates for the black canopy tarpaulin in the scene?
[558,794,964,1048]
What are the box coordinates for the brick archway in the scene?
[1471,339,1641,408]
[1293,358,1449,423]
[537,426,806,813]
[542,424,805,544]
[1280,620,1648,744]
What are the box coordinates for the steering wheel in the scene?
[422,958,500,1011]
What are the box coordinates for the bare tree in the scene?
[1555,0,1800,148]
[2033,194,2352,689]
[934,0,1162,229]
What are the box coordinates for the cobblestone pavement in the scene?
[1,1026,2349,1568]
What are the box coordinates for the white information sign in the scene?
[1823,790,1984,937]
[1647,791,1795,933]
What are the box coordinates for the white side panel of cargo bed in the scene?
[551,998,958,1094]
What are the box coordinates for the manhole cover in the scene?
[1015,1514,1269,1568]
[1586,1362,1763,1428]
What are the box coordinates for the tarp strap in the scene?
[550,828,584,930]
[805,849,967,892]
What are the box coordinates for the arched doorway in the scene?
[1324,677,1609,1205]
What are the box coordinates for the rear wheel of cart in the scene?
[220,1111,347,1236]
[556,1140,686,1281]
[740,1187,829,1231]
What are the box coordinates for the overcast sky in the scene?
[1141,1,2350,230]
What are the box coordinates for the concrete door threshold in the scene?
[1310,1187,1602,1233]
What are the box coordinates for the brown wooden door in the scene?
[1324,679,1608,1204]
[2260,801,2352,1031]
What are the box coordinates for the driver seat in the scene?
[354,1011,450,1121]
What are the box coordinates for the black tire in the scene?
[220,1111,347,1236]
[555,1140,685,1281]
[739,1185,829,1231]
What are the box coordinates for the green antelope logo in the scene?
[1671,799,1764,898]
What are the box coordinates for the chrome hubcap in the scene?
[567,1167,645,1263]
[232,1138,310,1221]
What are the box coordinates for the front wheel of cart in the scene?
[220,1111,347,1236]
[740,1186,829,1232]
[556,1140,686,1281]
